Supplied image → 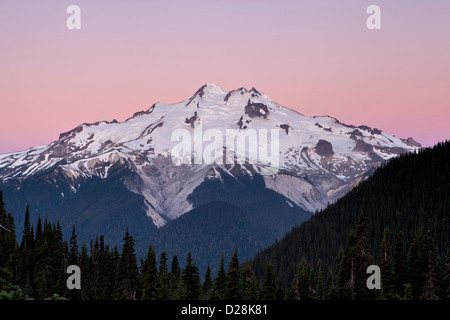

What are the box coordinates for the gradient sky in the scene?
[0,0,449,154]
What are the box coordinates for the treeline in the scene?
[1,192,449,300]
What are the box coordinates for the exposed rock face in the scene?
[315,139,334,157]
[280,124,290,135]
[402,137,422,148]
[244,100,270,119]
[185,111,199,128]
[353,139,374,153]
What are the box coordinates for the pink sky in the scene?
[0,0,449,153]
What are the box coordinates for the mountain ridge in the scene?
[0,84,421,261]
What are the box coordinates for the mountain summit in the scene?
[0,84,420,241]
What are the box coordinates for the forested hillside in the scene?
[250,141,450,292]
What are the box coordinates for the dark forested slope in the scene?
[251,141,450,286]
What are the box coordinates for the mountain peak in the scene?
[190,84,264,102]
[191,83,226,99]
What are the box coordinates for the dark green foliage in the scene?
[202,266,213,300]
[0,268,28,300]
[393,231,407,297]
[296,259,311,300]
[1,168,157,252]
[251,141,450,287]
[181,252,201,300]
[262,264,276,300]
[113,228,140,300]
[212,252,227,300]
[140,200,311,278]
[241,261,259,300]
[141,245,158,300]
[224,249,241,300]
[157,252,169,299]
[417,232,441,300]
[334,213,374,300]
[168,255,180,299]
[377,229,397,299]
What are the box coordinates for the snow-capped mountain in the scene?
[0,84,420,230]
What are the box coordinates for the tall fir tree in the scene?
[377,229,397,299]
[69,225,79,266]
[393,231,407,297]
[79,242,91,299]
[157,252,169,300]
[96,235,112,300]
[202,265,213,300]
[17,204,35,296]
[335,213,373,300]
[261,264,276,300]
[241,261,259,300]
[296,259,311,300]
[225,249,241,300]
[113,228,140,300]
[212,252,227,300]
[181,252,201,300]
[419,231,440,300]
[169,255,181,299]
[406,234,427,299]
[314,260,325,300]
[141,245,158,300]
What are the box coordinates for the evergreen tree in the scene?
[403,283,413,300]
[325,267,337,299]
[225,249,241,300]
[141,245,158,300]
[0,267,28,300]
[261,264,276,300]
[113,228,140,300]
[241,261,258,300]
[89,236,100,298]
[419,232,440,300]
[407,234,426,299]
[377,229,397,299]
[55,241,70,298]
[33,221,53,299]
[69,225,79,266]
[393,231,407,297]
[275,278,284,300]
[17,205,34,296]
[314,260,325,300]
[296,259,311,300]
[157,252,169,300]
[79,242,90,300]
[96,236,112,300]
[35,216,42,242]
[335,213,373,300]
[202,265,213,300]
[169,255,181,299]
[170,255,181,281]
[181,252,201,300]
[174,276,187,300]
[212,252,227,300]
